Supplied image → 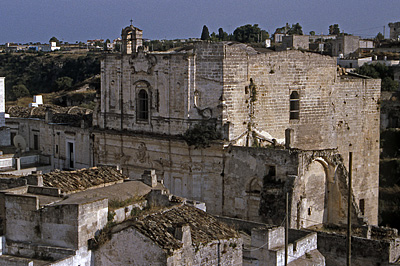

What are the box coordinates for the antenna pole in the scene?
[347,152,352,266]
[285,192,289,266]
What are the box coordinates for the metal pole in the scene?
[347,152,352,266]
[285,192,289,266]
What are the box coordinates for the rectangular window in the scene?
[359,199,365,216]
[290,91,300,120]
[68,142,74,169]
[55,144,59,154]
[33,134,39,150]
[10,132,16,146]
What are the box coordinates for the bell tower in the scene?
[121,23,143,55]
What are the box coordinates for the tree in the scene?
[382,77,399,92]
[218,28,229,41]
[201,25,210,40]
[376,32,385,41]
[54,76,73,91]
[355,63,399,91]
[10,84,30,100]
[287,23,303,35]
[233,24,268,43]
[49,36,60,45]
[309,31,315,36]
[329,24,340,35]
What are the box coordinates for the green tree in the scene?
[10,84,30,100]
[376,32,385,41]
[382,77,399,91]
[309,31,315,36]
[201,25,210,40]
[233,24,268,43]
[54,76,73,91]
[218,28,229,41]
[49,36,60,45]
[287,23,303,35]
[355,63,398,91]
[329,24,340,35]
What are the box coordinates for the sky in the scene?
[1,0,399,44]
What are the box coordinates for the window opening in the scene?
[137,89,149,120]
[68,142,74,169]
[359,199,365,216]
[290,91,300,120]
[33,134,39,150]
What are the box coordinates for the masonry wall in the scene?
[222,146,298,223]
[93,131,225,214]
[315,231,398,266]
[97,42,225,136]
[225,49,380,225]
[192,238,243,266]
[6,118,92,170]
[5,194,107,250]
[94,227,167,266]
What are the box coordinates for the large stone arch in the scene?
[245,177,263,222]
[294,153,351,229]
[299,159,328,228]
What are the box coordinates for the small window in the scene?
[359,199,365,216]
[33,134,39,150]
[55,144,59,154]
[137,89,149,120]
[290,91,300,120]
[10,132,16,146]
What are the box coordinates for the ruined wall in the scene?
[96,42,225,136]
[225,49,379,225]
[332,78,380,225]
[222,146,298,223]
[93,130,225,214]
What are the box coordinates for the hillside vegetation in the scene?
[0,52,100,101]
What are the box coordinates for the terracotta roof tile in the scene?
[42,166,126,193]
[131,205,239,252]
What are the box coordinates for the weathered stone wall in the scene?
[315,230,398,266]
[192,238,243,266]
[6,118,92,170]
[93,130,225,214]
[222,146,298,223]
[94,225,242,266]
[94,227,167,266]
[5,193,107,250]
[97,42,225,136]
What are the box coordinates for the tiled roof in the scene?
[6,105,92,127]
[131,204,239,253]
[42,166,126,193]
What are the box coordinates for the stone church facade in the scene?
[6,25,380,229]
[90,25,380,227]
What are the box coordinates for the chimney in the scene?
[285,128,294,149]
[45,109,53,123]
[174,224,192,247]
[142,169,157,188]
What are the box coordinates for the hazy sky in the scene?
[1,0,399,44]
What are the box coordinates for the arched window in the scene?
[137,89,149,120]
[290,91,300,120]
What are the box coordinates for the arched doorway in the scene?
[300,160,327,228]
